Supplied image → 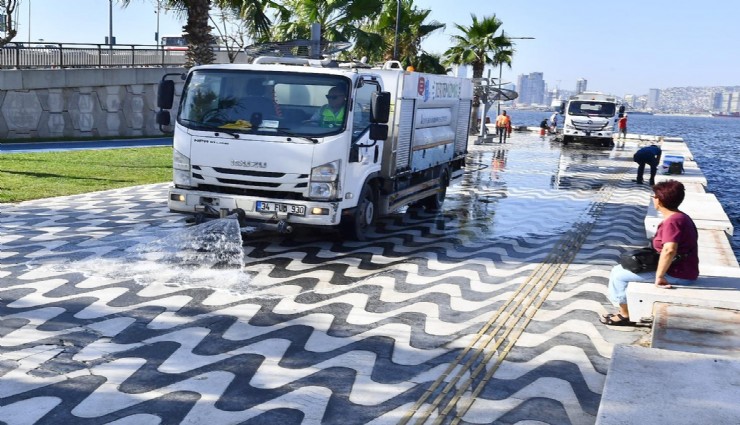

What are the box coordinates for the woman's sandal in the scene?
[600,313,635,327]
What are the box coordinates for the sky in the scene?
[9,0,740,96]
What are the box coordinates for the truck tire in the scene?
[341,183,376,241]
[421,168,449,212]
[562,135,573,145]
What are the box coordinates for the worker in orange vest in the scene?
[495,111,511,143]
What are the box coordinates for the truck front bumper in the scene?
[168,186,342,227]
[563,128,613,139]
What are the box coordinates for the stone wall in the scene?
[0,67,186,139]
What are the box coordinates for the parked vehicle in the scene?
[160,35,188,51]
[559,91,624,146]
[156,58,473,240]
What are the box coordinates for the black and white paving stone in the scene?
[1,135,652,424]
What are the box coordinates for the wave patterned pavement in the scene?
[0,135,654,424]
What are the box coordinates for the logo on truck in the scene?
[231,160,267,168]
[418,76,460,103]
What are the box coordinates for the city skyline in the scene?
[6,0,739,96]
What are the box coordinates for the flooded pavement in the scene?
[0,132,653,424]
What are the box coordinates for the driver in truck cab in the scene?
[306,86,347,128]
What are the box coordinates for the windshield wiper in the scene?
[271,128,319,144]
[180,118,241,138]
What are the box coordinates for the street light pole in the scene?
[108,0,114,48]
[495,31,534,116]
[393,0,400,60]
[155,0,160,48]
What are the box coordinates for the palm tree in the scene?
[443,14,513,81]
[271,0,384,48]
[354,0,445,72]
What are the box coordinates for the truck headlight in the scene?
[173,169,192,187]
[309,160,339,200]
[311,160,340,182]
[173,149,192,187]
[173,149,190,170]
[565,123,575,130]
[309,182,335,199]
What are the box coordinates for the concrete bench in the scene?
[652,160,708,187]
[696,229,740,268]
[651,302,740,357]
[625,270,740,322]
[659,138,693,159]
[596,344,740,425]
[644,192,733,239]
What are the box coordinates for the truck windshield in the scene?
[178,69,350,139]
[568,101,616,118]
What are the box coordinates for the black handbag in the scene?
[619,247,660,273]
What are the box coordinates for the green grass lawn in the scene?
[0,147,173,203]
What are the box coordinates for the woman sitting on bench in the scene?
[602,180,699,326]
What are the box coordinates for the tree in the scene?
[181,0,216,66]
[0,0,18,48]
[354,0,445,72]
[271,0,384,47]
[210,1,277,63]
[124,0,273,67]
[443,14,513,81]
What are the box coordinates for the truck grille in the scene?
[212,167,286,178]
[195,184,306,200]
[193,165,309,200]
[572,119,609,131]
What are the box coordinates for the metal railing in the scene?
[0,41,192,69]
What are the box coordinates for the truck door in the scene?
[348,77,383,168]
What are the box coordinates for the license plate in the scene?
[256,201,306,216]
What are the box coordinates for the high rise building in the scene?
[728,92,740,113]
[647,89,660,110]
[712,92,725,112]
[516,74,530,106]
[528,72,545,105]
[624,94,636,108]
[516,72,546,105]
[576,78,587,94]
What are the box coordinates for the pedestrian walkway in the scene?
[0,132,714,424]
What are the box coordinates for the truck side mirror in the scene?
[158,79,175,109]
[369,123,388,140]
[618,105,626,117]
[156,110,171,126]
[371,92,391,123]
[560,101,566,114]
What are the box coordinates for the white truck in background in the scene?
[559,91,625,146]
[156,58,473,240]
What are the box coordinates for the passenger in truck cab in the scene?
[306,86,347,128]
[241,79,281,119]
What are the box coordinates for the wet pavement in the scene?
[0,132,654,424]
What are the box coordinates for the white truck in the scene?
[559,91,624,146]
[156,58,473,240]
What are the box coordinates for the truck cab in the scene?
[559,91,623,146]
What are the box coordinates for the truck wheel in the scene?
[341,183,376,241]
[562,135,572,145]
[421,168,449,212]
